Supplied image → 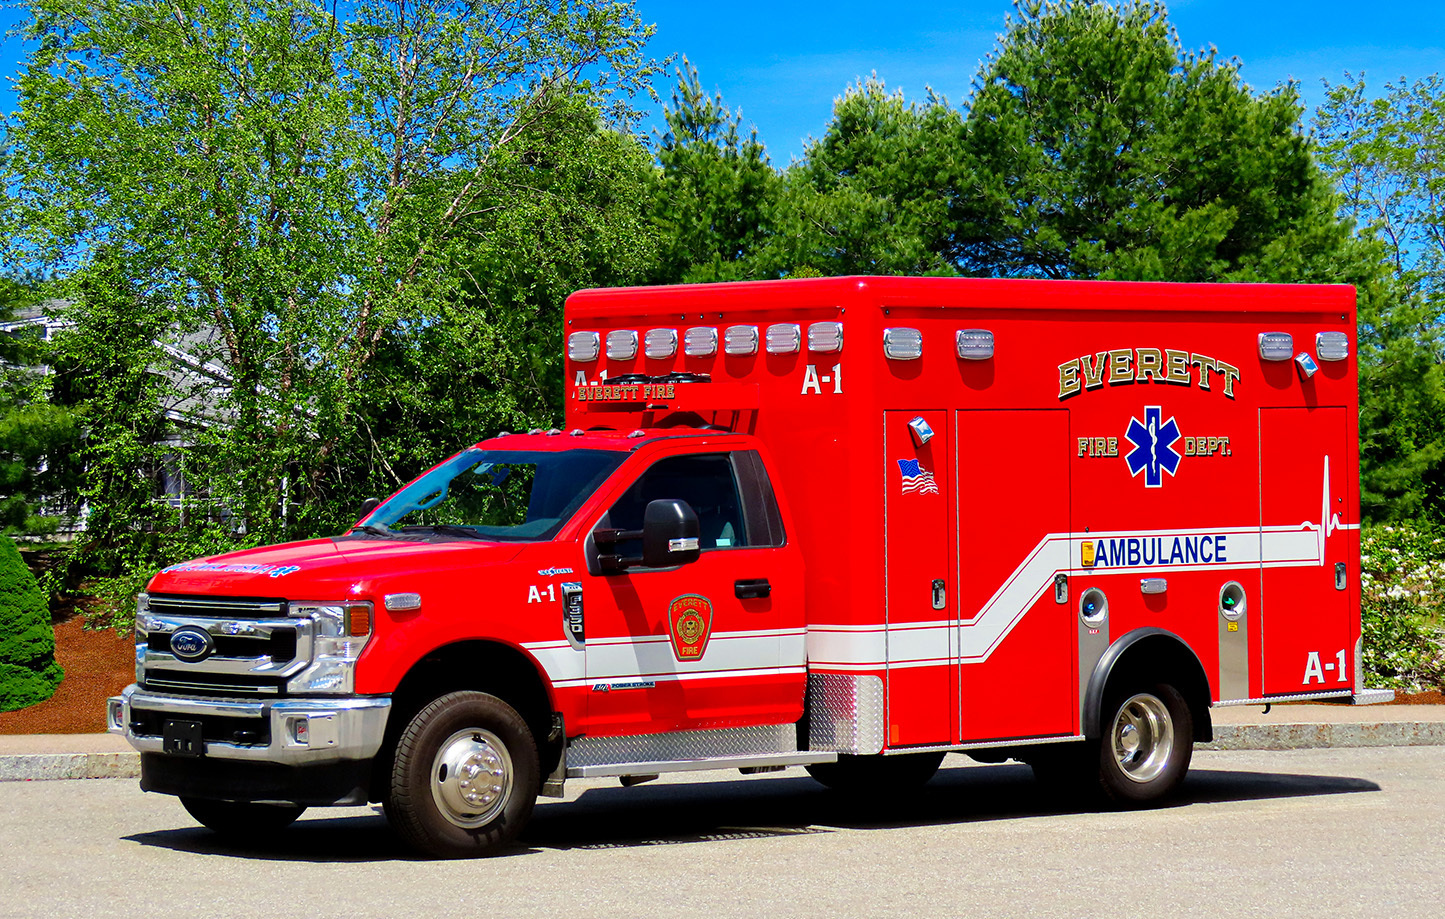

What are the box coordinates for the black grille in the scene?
[143,670,286,696]
[128,708,271,746]
[148,594,287,618]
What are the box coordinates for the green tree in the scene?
[0,534,62,711]
[0,278,77,536]
[648,60,781,283]
[766,78,966,277]
[957,0,1361,284]
[2,0,662,614]
[1315,75,1445,520]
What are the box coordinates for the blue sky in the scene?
[3,1,1442,163]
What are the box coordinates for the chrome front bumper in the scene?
[107,684,390,766]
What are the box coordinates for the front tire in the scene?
[385,691,539,858]
[180,798,305,839]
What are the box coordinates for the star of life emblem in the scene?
[897,458,939,495]
[1124,406,1181,488]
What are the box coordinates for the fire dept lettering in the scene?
[667,593,714,661]
[1080,534,1228,568]
[573,382,676,402]
[1058,349,1240,400]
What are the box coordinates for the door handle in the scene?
[735,578,771,600]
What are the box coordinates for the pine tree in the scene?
[0,534,63,712]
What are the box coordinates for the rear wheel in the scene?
[385,691,539,858]
[180,798,305,839]
[805,751,944,793]
[1095,683,1193,804]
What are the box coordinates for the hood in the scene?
[146,536,524,600]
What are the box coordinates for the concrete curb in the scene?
[1200,720,1445,751]
[0,752,140,782]
[2,721,1445,782]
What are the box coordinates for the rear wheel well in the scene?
[370,641,557,801]
[1085,631,1213,743]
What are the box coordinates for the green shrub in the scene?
[0,534,63,711]
[1360,524,1445,691]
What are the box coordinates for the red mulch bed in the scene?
[0,616,135,734]
[0,616,1440,735]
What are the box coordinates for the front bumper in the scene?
[107,684,391,766]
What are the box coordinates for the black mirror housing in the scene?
[641,499,701,568]
[359,497,381,519]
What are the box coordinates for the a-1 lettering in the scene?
[527,584,557,604]
[801,363,843,395]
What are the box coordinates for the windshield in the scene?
[360,448,626,541]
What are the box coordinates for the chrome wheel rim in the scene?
[431,728,514,828]
[1110,692,1174,784]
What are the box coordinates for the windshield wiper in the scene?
[352,524,398,538]
[397,524,482,539]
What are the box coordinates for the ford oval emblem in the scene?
[169,627,214,662]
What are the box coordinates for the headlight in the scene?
[134,593,150,684]
[288,601,374,694]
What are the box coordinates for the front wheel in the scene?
[385,691,539,858]
[1096,683,1193,804]
[180,798,305,839]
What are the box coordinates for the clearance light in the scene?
[724,325,759,356]
[956,329,995,360]
[684,326,717,356]
[808,322,843,353]
[606,330,638,361]
[1258,332,1293,361]
[1316,331,1350,361]
[883,327,923,360]
[384,593,421,613]
[567,331,600,362]
[765,323,801,354]
[644,328,678,359]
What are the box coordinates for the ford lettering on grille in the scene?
[168,627,214,662]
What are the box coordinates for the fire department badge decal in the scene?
[667,593,714,662]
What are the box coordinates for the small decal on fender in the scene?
[667,593,714,661]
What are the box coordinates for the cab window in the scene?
[607,454,746,550]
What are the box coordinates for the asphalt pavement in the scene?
[1,701,1441,781]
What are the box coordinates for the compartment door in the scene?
[884,410,954,746]
[956,409,1074,742]
[1259,407,1353,696]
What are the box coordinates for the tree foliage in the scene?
[647,59,780,284]
[1315,75,1445,520]
[0,278,77,536]
[2,0,661,612]
[0,534,62,711]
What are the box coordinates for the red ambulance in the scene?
[109,277,1388,857]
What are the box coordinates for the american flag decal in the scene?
[897,458,939,495]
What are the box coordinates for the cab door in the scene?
[576,449,804,736]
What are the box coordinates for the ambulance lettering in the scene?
[1085,534,1229,568]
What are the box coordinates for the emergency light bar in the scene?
[883,327,923,360]
[1316,331,1349,361]
[1258,332,1293,361]
[606,329,638,361]
[956,329,995,360]
[807,322,843,353]
[644,328,677,359]
[766,323,801,354]
[567,331,600,362]
[684,326,718,356]
[724,325,759,356]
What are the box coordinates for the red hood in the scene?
[146,536,524,600]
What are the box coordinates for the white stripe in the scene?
[553,664,806,689]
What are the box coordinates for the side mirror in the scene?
[641,499,700,568]
[358,497,381,519]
